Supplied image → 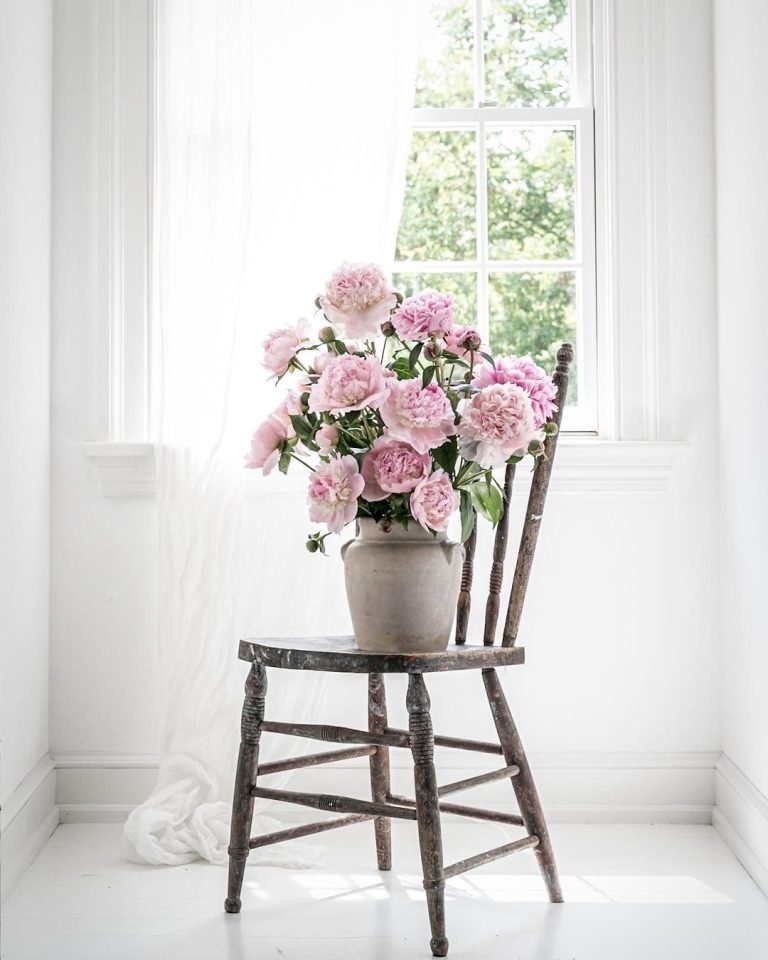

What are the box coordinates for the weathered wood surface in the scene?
[436,764,519,798]
[249,813,372,849]
[386,793,524,827]
[483,666,563,902]
[239,636,524,673]
[368,673,392,870]
[261,719,409,748]
[407,674,449,958]
[225,661,266,914]
[502,343,573,647]
[483,463,516,645]
[443,835,540,880]
[384,728,504,756]
[251,785,418,821]
[453,517,477,645]
[257,745,376,776]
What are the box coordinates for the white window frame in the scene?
[86,0,684,497]
[395,0,597,432]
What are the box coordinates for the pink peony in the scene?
[392,290,455,341]
[361,436,431,502]
[379,379,457,454]
[313,352,333,375]
[307,455,365,534]
[316,424,340,455]
[244,402,296,475]
[320,262,396,339]
[457,383,538,468]
[472,355,557,428]
[444,324,483,358]
[262,318,309,377]
[308,353,388,414]
[410,469,459,532]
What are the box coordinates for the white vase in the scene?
[341,518,465,653]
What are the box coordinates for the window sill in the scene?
[82,438,686,499]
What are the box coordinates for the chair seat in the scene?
[239,636,525,674]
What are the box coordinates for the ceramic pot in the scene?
[341,519,465,653]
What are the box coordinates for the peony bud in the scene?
[528,439,545,457]
[319,325,336,343]
[305,539,319,553]
[544,421,559,436]
[461,331,482,352]
[380,320,396,337]
[424,340,443,361]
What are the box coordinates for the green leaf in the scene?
[480,351,495,366]
[408,342,423,370]
[459,490,476,543]
[289,415,313,440]
[432,437,458,477]
[390,355,417,380]
[469,480,504,526]
[278,447,292,475]
[333,340,348,354]
[421,365,435,388]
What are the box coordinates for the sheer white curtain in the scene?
[122,0,423,867]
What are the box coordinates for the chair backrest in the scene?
[454,343,574,647]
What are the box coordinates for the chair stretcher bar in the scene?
[443,835,540,880]
[251,785,418,820]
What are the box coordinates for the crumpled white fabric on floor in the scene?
[122,0,423,867]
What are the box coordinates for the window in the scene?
[394,0,596,430]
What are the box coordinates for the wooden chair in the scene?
[225,343,574,956]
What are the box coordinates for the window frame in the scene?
[395,0,597,432]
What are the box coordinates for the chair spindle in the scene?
[482,463,516,645]
[501,343,573,647]
[453,516,477,645]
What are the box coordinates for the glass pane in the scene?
[396,130,477,262]
[488,271,577,400]
[487,126,575,261]
[484,0,571,107]
[393,272,478,327]
[415,0,475,108]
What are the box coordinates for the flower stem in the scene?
[290,452,315,472]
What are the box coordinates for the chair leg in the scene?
[225,661,267,914]
[368,672,392,870]
[482,667,563,903]
[407,673,449,958]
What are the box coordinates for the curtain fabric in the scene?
[122,0,423,866]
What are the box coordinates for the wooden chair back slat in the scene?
[501,343,573,646]
[482,463,516,645]
[453,520,477,645]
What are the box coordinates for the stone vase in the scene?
[341,519,465,653]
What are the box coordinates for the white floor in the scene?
[2,821,768,959]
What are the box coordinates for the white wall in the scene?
[0,0,55,890]
[712,0,768,889]
[50,0,722,820]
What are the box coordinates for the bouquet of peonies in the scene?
[246,262,559,554]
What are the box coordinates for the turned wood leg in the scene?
[407,673,449,957]
[368,672,392,870]
[482,668,563,903]
[225,661,267,914]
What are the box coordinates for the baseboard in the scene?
[714,754,768,897]
[1,754,59,900]
[53,750,718,826]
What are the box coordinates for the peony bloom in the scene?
[313,351,333,375]
[320,262,396,339]
[472,355,557,428]
[379,379,457,454]
[457,383,538,468]
[244,402,296,475]
[307,455,365,534]
[410,469,459,532]
[262,318,309,378]
[361,436,431,502]
[392,290,455,341]
[308,353,389,415]
[316,424,340,455]
[444,324,483,358]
